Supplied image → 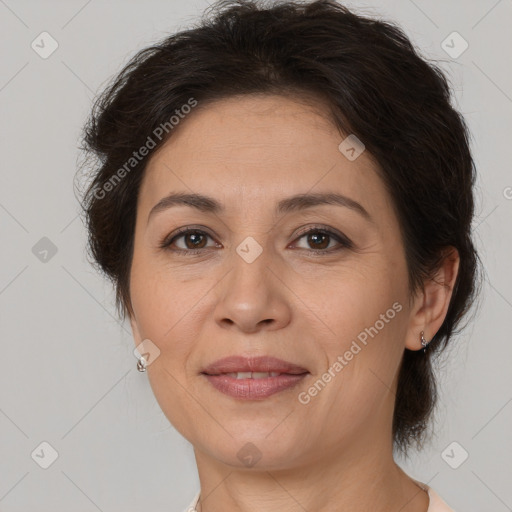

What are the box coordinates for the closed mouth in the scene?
[201,355,309,376]
[204,371,309,379]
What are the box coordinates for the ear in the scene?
[129,311,144,346]
[404,247,460,351]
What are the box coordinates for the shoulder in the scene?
[426,486,457,512]
[411,478,457,512]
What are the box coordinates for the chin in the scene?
[198,431,309,471]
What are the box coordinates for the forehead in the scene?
[139,94,390,220]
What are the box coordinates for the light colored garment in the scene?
[425,486,456,511]
[182,481,456,511]
[412,478,456,511]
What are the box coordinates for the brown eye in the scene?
[160,228,218,254]
[159,225,352,255]
[305,232,330,250]
[180,232,208,250]
[292,227,353,253]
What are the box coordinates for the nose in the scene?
[213,244,292,334]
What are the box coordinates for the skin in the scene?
[128,94,460,512]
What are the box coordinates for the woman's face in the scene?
[129,94,421,469]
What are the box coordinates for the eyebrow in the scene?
[147,191,373,224]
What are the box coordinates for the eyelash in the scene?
[158,225,353,256]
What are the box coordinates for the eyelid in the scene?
[159,225,218,250]
[290,224,353,251]
[159,224,353,253]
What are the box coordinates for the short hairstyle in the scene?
[78,0,482,455]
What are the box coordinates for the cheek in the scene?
[130,245,191,328]
[129,258,206,436]
[304,283,407,432]
[311,262,405,340]
[309,265,409,401]
[129,255,183,352]
[129,250,219,378]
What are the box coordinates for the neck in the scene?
[192,430,429,512]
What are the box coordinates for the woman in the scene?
[79,1,481,510]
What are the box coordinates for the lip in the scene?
[203,373,308,399]
[201,356,310,400]
[201,355,309,375]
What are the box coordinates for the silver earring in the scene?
[137,356,147,372]
[420,331,429,353]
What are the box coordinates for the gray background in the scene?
[0,1,511,511]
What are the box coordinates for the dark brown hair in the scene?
[78,0,482,455]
